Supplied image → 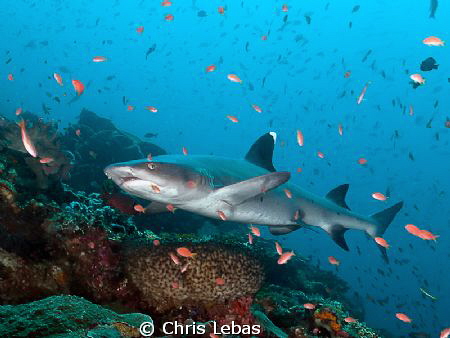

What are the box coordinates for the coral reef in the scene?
[0,295,152,337]
[0,113,72,189]
[61,108,166,192]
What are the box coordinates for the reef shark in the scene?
[105,132,403,261]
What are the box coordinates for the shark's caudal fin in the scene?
[245,132,277,172]
[370,201,404,263]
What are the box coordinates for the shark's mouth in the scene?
[119,176,139,185]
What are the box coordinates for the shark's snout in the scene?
[104,165,138,186]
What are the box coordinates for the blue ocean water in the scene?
[1,0,449,336]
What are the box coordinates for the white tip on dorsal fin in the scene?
[269,131,277,143]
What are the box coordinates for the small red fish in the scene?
[395,313,412,323]
[145,106,158,113]
[15,107,22,116]
[165,14,174,21]
[281,4,288,12]
[134,204,145,213]
[182,147,188,155]
[250,226,261,237]
[252,104,262,113]
[161,1,172,6]
[218,6,225,14]
[328,256,340,266]
[72,79,85,95]
[217,210,227,220]
[374,237,390,248]
[166,204,176,212]
[169,252,180,265]
[296,130,304,146]
[75,129,81,137]
[338,124,343,136]
[248,233,253,244]
[172,281,179,288]
[136,26,144,33]
[227,74,242,83]
[275,242,283,255]
[39,157,54,164]
[261,35,268,40]
[441,328,450,338]
[344,71,351,78]
[226,115,239,123]
[153,239,160,246]
[92,56,107,62]
[18,120,37,158]
[215,277,225,285]
[8,74,14,81]
[284,189,292,199]
[317,151,325,158]
[127,105,135,111]
[176,247,196,258]
[303,303,316,310]
[206,64,216,72]
[358,158,367,165]
[372,192,386,201]
[344,317,357,323]
[278,251,295,264]
[53,73,63,86]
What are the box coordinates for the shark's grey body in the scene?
[105,133,402,260]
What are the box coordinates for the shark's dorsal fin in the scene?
[245,132,277,172]
[326,184,350,210]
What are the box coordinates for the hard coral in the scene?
[125,242,264,312]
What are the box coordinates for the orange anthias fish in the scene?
[161,1,172,6]
[344,71,351,78]
[252,104,262,113]
[250,225,261,237]
[328,256,340,266]
[218,6,225,14]
[395,313,412,323]
[422,36,445,46]
[372,192,387,201]
[226,115,239,123]
[227,74,242,83]
[8,74,14,81]
[410,74,425,85]
[317,151,325,159]
[358,158,368,165]
[176,247,196,258]
[53,73,63,86]
[134,204,145,213]
[145,106,158,112]
[18,120,37,158]
[416,229,439,241]
[248,233,254,244]
[275,242,283,255]
[39,157,54,164]
[136,26,144,33]
[92,56,107,62]
[72,79,85,95]
[284,189,292,199]
[182,147,188,155]
[441,328,450,338]
[296,130,304,146]
[344,317,357,323]
[278,251,295,264]
[169,252,180,265]
[338,124,343,136]
[281,4,288,12]
[303,303,316,310]
[165,14,174,21]
[374,237,390,248]
[206,64,216,72]
[15,107,23,116]
[215,277,225,285]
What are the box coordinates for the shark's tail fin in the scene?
[370,201,403,263]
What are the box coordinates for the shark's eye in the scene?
[148,163,156,170]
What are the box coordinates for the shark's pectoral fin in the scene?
[326,224,350,251]
[326,184,350,210]
[269,224,300,235]
[144,202,169,214]
[212,171,291,206]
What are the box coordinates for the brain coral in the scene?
[124,242,264,312]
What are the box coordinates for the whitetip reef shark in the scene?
[105,132,403,262]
